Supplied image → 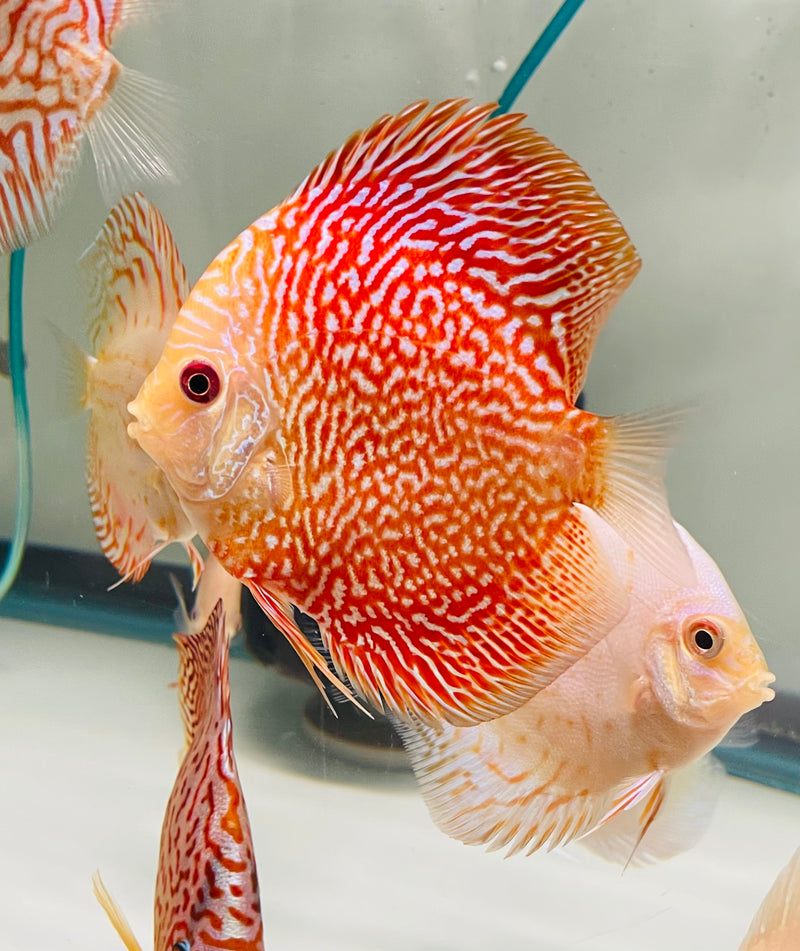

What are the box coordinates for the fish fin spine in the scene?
[248,582,371,718]
[91,871,145,951]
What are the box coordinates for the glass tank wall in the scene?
[0,2,798,950]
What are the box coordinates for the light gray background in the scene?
[1,1,796,680]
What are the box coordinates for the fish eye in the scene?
[173,942,190,951]
[684,619,725,659]
[180,361,220,405]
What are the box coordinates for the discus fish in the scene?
[397,509,774,860]
[93,599,265,951]
[126,98,694,726]
[64,191,202,584]
[0,0,178,255]
[739,847,800,951]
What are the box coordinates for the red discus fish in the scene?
[126,99,694,726]
[65,191,202,584]
[0,0,178,255]
[93,600,265,951]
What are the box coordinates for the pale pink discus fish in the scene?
[0,0,178,254]
[93,600,265,951]
[739,847,800,951]
[398,508,775,860]
[68,191,202,584]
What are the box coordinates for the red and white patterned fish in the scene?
[65,191,202,584]
[127,99,695,726]
[93,599,265,951]
[0,0,178,255]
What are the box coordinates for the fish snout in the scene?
[732,638,775,706]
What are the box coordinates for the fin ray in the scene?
[86,65,182,207]
[92,871,145,951]
[397,713,660,857]
[597,408,695,586]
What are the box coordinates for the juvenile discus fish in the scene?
[397,509,774,860]
[93,600,265,951]
[0,0,179,254]
[66,191,202,584]
[129,99,694,726]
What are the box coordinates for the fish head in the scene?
[127,250,278,503]
[645,525,774,735]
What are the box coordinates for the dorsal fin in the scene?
[81,191,188,355]
[295,99,640,401]
[173,598,227,748]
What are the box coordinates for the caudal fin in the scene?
[595,408,695,586]
[173,599,228,749]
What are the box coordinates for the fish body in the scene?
[740,847,800,951]
[94,599,265,951]
[0,0,177,254]
[126,99,695,726]
[397,509,774,860]
[69,191,202,584]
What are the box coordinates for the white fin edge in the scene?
[598,408,695,587]
[86,63,182,207]
[91,871,145,951]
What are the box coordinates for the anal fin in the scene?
[248,582,371,718]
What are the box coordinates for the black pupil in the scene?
[187,373,209,396]
[694,628,714,651]
[173,942,190,951]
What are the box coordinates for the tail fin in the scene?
[173,599,228,749]
[594,409,695,586]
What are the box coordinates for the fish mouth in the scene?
[749,669,776,704]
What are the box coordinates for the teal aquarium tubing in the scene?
[494,0,588,116]
[0,249,32,602]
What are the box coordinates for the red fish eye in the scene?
[685,619,724,659]
[180,362,220,404]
